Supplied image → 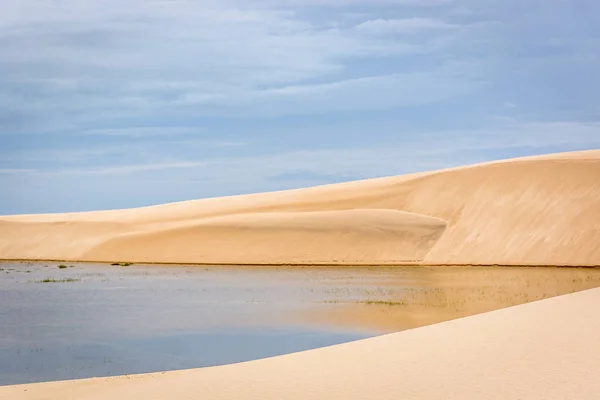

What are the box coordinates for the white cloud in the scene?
[0,168,35,174]
[356,18,456,36]
[255,0,451,7]
[35,161,209,176]
[83,127,204,137]
[175,66,487,115]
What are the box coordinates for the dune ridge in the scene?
[2,287,600,399]
[1,149,599,265]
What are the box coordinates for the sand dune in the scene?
[3,287,599,400]
[83,209,447,264]
[1,149,599,265]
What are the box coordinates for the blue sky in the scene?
[1,0,599,214]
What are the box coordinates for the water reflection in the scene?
[2,262,599,385]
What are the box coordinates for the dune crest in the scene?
[1,149,599,266]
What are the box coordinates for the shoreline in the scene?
[3,258,600,268]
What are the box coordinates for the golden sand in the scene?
[1,150,599,266]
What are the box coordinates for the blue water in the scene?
[0,262,374,385]
[0,328,368,385]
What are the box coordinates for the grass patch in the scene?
[58,264,68,269]
[322,299,407,306]
[360,300,406,306]
[32,278,80,283]
[111,262,133,266]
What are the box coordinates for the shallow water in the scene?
[0,262,375,385]
[1,262,600,385]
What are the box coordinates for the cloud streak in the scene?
[356,18,456,35]
[82,127,204,137]
[0,0,472,129]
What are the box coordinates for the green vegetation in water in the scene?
[32,278,80,283]
[360,300,406,306]
[111,262,133,267]
[57,265,68,269]
[321,299,407,306]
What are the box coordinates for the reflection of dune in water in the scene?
[309,266,600,332]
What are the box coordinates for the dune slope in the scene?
[1,149,599,265]
[2,287,599,400]
[82,209,447,264]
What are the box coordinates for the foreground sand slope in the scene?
[1,149,599,265]
[3,287,599,400]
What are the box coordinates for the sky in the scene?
[1,0,599,215]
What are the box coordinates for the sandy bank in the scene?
[2,287,599,399]
[1,149,599,265]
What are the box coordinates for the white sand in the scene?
[2,287,599,399]
[1,149,599,265]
